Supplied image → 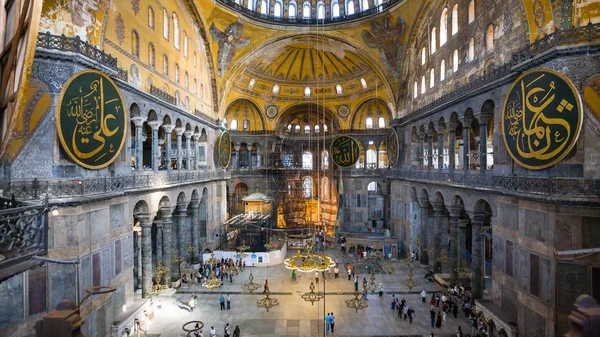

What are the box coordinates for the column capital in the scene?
[471,211,491,224]
[162,124,174,133]
[458,219,469,228]
[184,130,193,138]
[154,220,163,228]
[174,127,185,136]
[478,112,493,124]
[136,213,152,226]
[448,205,463,219]
[462,117,474,127]
[418,198,430,209]
[418,131,426,140]
[132,117,146,128]
[148,121,161,130]
[437,125,446,136]
[432,201,446,216]
[447,121,459,133]
[192,133,200,141]
[176,201,188,214]
[189,198,200,208]
[426,128,435,138]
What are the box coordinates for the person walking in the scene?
[354,276,359,291]
[403,305,409,321]
[421,289,427,303]
[407,307,414,323]
[226,294,231,310]
[224,323,231,337]
[193,323,203,337]
[347,267,352,281]
[334,266,339,279]
[232,326,240,337]
[188,295,196,312]
[452,302,459,319]
[435,311,442,328]
[471,316,478,336]
[330,312,335,333]
[209,326,216,337]
[391,295,396,310]
[315,271,319,284]
[442,304,448,322]
[456,326,463,337]
[219,294,225,311]
[435,293,441,307]
[378,283,384,297]
[430,307,436,328]
[263,279,269,293]
[324,313,331,335]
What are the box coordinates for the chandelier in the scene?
[182,320,204,337]
[283,248,335,272]
[404,268,417,291]
[242,273,261,293]
[301,282,324,305]
[256,289,279,312]
[455,259,472,278]
[345,290,368,312]
[205,252,218,266]
[366,274,377,293]
[265,237,278,251]
[202,271,223,290]
[237,240,250,258]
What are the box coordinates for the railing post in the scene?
[32,178,39,200]
[44,31,50,48]
[74,35,80,54]
[60,34,66,50]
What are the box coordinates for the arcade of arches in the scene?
[0,0,599,336]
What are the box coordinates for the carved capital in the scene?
[162,124,174,133]
[132,117,146,128]
[148,121,161,131]
[174,127,185,136]
[447,121,459,133]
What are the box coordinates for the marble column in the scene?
[133,118,145,172]
[256,145,261,168]
[184,131,192,170]
[163,125,174,172]
[437,126,445,171]
[479,113,491,174]
[363,142,368,171]
[448,206,462,281]
[432,201,446,273]
[161,208,173,287]
[149,121,160,172]
[418,199,430,265]
[192,134,199,170]
[471,212,487,299]
[136,229,142,290]
[139,215,152,298]
[155,220,163,266]
[462,117,473,172]
[458,219,469,272]
[175,202,188,268]
[175,127,184,170]
[190,198,200,263]
[234,146,240,169]
[376,145,380,169]
[418,131,425,170]
[448,122,457,175]
[426,129,434,170]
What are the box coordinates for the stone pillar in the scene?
[155,220,163,266]
[185,131,192,170]
[149,122,160,172]
[418,131,425,170]
[175,127,184,170]
[136,228,142,290]
[190,198,200,263]
[161,208,173,287]
[234,145,240,169]
[132,118,145,172]
[448,122,457,175]
[192,134,199,170]
[163,125,174,172]
[256,145,261,168]
[138,215,152,298]
[471,212,488,299]
[432,201,446,273]
[363,142,368,171]
[448,206,462,281]
[426,129,434,170]
[437,126,445,171]
[462,117,473,172]
[479,113,491,174]
[376,144,380,169]
[418,198,430,265]
[175,202,188,268]
[458,219,469,273]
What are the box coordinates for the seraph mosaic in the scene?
[210,21,250,78]
[362,16,406,78]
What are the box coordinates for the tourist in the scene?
[330,312,335,333]
[471,316,478,336]
[226,294,231,310]
[391,294,396,310]
[193,323,202,337]
[452,302,459,319]
[224,323,231,337]
[188,295,196,312]
[407,306,414,323]
[435,293,441,307]
[219,294,225,310]
[263,279,269,293]
[465,289,471,303]
[430,307,436,328]
[292,269,297,281]
[442,303,448,322]
[435,311,442,328]
[334,266,339,279]
[315,271,319,284]
[347,267,352,281]
[463,301,471,317]
[456,326,463,337]
[403,304,409,321]
[210,326,216,337]
[378,283,384,297]
[325,313,331,334]
[354,276,359,291]
[232,326,240,337]
[362,250,367,259]
[362,287,368,301]
[421,289,427,303]
[362,277,367,289]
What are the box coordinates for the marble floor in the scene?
[147,249,473,337]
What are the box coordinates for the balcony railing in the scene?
[0,199,48,281]
[2,171,228,201]
[217,0,401,25]
[150,85,177,105]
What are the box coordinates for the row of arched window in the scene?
[300,176,330,199]
[248,79,367,96]
[229,119,251,130]
[286,124,330,133]
[235,0,384,20]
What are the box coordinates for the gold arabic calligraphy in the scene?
[332,136,358,167]
[504,73,574,162]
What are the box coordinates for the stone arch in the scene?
[191,189,199,201]
[350,97,392,130]
[130,103,141,118]
[232,182,249,214]
[177,191,187,205]
[223,98,266,131]
[163,115,172,126]
[148,110,158,122]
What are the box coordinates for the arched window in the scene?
[302,2,311,19]
[248,78,256,90]
[336,84,343,95]
[172,12,180,49]
[148,43,156,67]
[452,5,459,35]
[486,25,494,51]
[193,52,197,68]
[274,1,282,17]
[430,68,435,88]
[175,63,180,83]
[347,0,355,15]
[421,75,426,94]
[230,119,238,130]
[421,47,426,65]
[295,125,300,133]
[413,81,418,98]
[302,152,313,170]
[323,124,328,132]
[440,60,445,81]
[272,84,280,95]
[378,117,385,128]
[148,6,155,29]
[303,176,313,198]
[366,149,377,168]
[132,30,140,57]
[361,0,369,11]
[331,0,340,18]
[183,32,188,58]
[304,125,311,134]
[322,177,329,200]
[163,54,168,75]
[317,1,325,19]
[315,125,320,133]
[261,0,268,14]
[194,79,197,94]
[453,49,459,72]
[431,27,437,54]
[468,0,475,24]
[200,84,204,98]
[247,0,255,11]
[360,78,367,89]
[184,72,189,89]
[468,37,475,61]
[243,119,250,130]
[367,181,378,192]
[322,150,329,169]
[289,1,297,18]
[440,7,448,46]
[366,117,373,129]
[287,124,292,132]
[185,96,190,109]
[304,86,311,96]
[162,8,169,40]
[174,91,181,105]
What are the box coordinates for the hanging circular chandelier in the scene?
[202,271,223,290]
[242,273,261,293]
[283,242,335,272]
[301,282,324,305]
[345,290,369,312]
[256,289,279,312]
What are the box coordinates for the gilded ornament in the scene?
[330,135,360,167]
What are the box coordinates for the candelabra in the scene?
[383,260,396,275]
[202,271,223,290]
[205,252,218,266]
[256,289,279,312]
[455,259,472,278]
[301,282,324,305]
[345,290,368,312]
[182,320,204,337]
[404,268,417,291]
[242,273,261,293]
[237,240,250,259]
[366,274,377,293]
[153,260,169,290]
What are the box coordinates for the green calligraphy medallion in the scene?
[56,70,127,169]
[387,127,400,168]
[502,68,582,170]
[218,130,232,168]
[331,135,360,168]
